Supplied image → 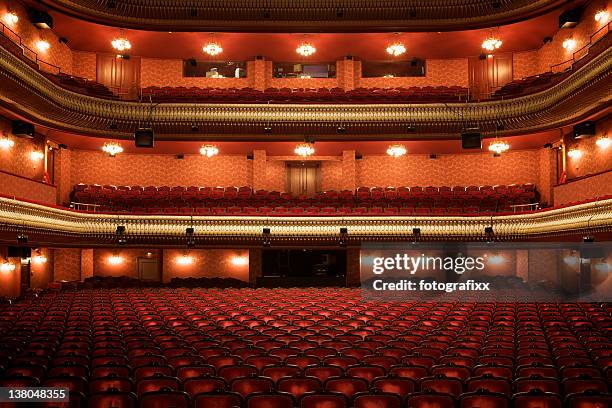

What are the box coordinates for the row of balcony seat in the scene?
[140,86,469,103]
[45,73,116,99]
[72,184,538,214]
[493,71,565,99]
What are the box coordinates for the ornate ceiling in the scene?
[31,0,574,32]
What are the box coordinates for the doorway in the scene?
[286,162,321,197]
[138,257,161,282]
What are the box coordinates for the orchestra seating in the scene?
[71,184,538,215]
[140,86,469,104]
[0,288,609,408]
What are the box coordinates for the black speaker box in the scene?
[461,132,482,149]
[12,121,35,138]
[559,8,581,28]
[31,10,53,29]
[134,128,154,147]
[573,121,596,139]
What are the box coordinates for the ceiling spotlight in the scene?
[264,126,272,133]
[595,9,609,24]
[386,144,407,158]
[0,136,15,149]
[36,40,50,52]
[3,10,18,25]
[294,142,315,157]
[296,42,316,57]
[563,37,577,50]
[596,135,611,149]
[203,42,223,56]
[200,144,219,157]
[567,148,582,159]
[102,141,123,157]
[482,36,502,51]
[488,139,510,154]
[112,34,131,51]
[337,126,346,133]
[386,42,406,57]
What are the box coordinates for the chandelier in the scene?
[203,42,223,56]
[200,144,219,157]
[596,135,611,149]
[294,142,315,157]
[481,37,502,51]
[488,139,510,154]
[0,136,14,149]
[102,142,123,157]
[386,42,406,57]
[386,144,407,158]
[562,37,576,50]
[111,36,131,51]
[296,42,316,57]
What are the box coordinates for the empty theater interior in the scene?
[0,0,612,407]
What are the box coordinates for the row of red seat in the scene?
[141,86,469,103]
[0,288,609,407]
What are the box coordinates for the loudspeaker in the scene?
[355,152,363,160]
[8,246,31,258]
[573,121,596,139]
[429,154,437,159]
[134,128,154,147]
[559,8,581,28]
[12,121,35,138]
[246,153,254,160]
[345,55,353,60]
[461,132,482,149]
[176,154,184,160]
[256,55,264,60]
[340,227,348,234]
[31,10,53,29]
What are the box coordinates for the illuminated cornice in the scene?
[0,39,610,140]
[34,0,566,32]
[0,197,610,246]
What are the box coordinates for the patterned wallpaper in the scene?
[320,160,343,191]
[0,0,72,74]
[0,246,19,297]
[30,248,53,289]
[163,249,249,283]
[565,117,612,179]
[513,50,540,80]
[70,150,251,187]
[357,150,540,187]
[55,149,72,206]
[356,59,469,88]
[0,172,56,204]
[0,121,46,180]
[93,248,155,278]
[72,51,97,81]
[53,248,82,281]
[554,171,612,206]
[140,58,251,88]
[264,159,286,191]
[537,147,557,206]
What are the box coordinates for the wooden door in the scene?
[286,162,320,197]
[97,54,141,99]
[138,258,161,282]
[468,53,513,100]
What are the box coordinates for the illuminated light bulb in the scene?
[36,40,50,52]
[386,42,406,56]
[176,254,193,265]
[0,262,15,273]
[199,144,219,157]
[567,148,582,159]
[596,135,611,149]
[111,37,131,51]
[3,11,18,25]
[294,143,315,157]
[33,254,47,264]
[203,42,223,56]
[30,150,44,161]
[482,37,503,51]
[231,256,248,266]
[488,140,510,154]
[563,37,577,50]
[296,42,316,57]
[595,9,609,24]
[102,142,123,157]
[0,136,15,149]
[386,144,407,158]
[107,254,124,265]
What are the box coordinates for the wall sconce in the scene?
[567,148,582,159]
[32,250,47,264]
[562,37,577,50]
[0,261,16,273]
[3,11,18,26]
[487,254,506,265]
[176,253,194,265]
[30,150,44,161]
[0,135,15,149]
[596,135,610,149]
[36,39,50,52]
[107,253,124,265]
[231,255,248,266]
[595,9,609,24]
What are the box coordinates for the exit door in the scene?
[138,258,161,282]
[286,162,320,197]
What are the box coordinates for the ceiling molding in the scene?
[31,0,572,32]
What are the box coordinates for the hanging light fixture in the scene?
[36,39,50,52]
[203,42,223,56]
[595,9,609,24]
[112,31,132,51]
[296,41,316,57]
[0,135,15,149]
[596,135,611,149]
[386,42,406,57]
[481,36,502,51]
[386,144,407,157]
[102,141,123,157]
[488,139,510,154]
[199,144,219,157]
[563,37,577,50]
[0,261,15,273]
[294,142,315,157]
[567,147,582,159]
[3,10,18,25]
